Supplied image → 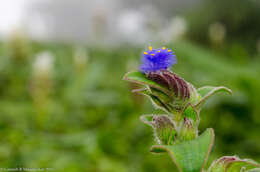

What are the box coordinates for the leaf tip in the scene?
[220,86,232,95]
[122,71,131,81]
[150,145,167,153]
[140,114,154,126]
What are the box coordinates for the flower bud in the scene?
[151,115,176,145]
[147,70,193,113]
[147,70,190,100]
[136,47,200,114]
[179,117,197,141]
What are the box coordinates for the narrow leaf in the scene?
[196,86,232,108]
[136,88,171,113]
[123,71,169,94]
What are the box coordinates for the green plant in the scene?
[123,46,260,172]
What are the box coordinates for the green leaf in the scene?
[188,83,201,105]
[228,160,260,172]
[196,86,232,108]
[150,128,215,172]
[123,71,169,94]
[208,156,260,172]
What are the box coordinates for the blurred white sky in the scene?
[0,0,29,36]
[0,0,193,45]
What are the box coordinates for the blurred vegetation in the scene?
[187,0,260,53]
[0,0,260,171]
[0,35,259,171]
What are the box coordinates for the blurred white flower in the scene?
[209,22,226,44]
[33,51,54,76]
[116,10,147,44]
[161,16,188,43]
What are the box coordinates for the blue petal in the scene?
[139,47,177,73]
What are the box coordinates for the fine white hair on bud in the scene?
[147,70,190,100]
[151,115,177,145]
[152,115,175,129]
[179,117,197,141]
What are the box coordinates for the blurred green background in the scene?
[0,0,260,171]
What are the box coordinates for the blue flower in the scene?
[139,46,177,73]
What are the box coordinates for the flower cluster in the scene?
[139,46,177,73]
